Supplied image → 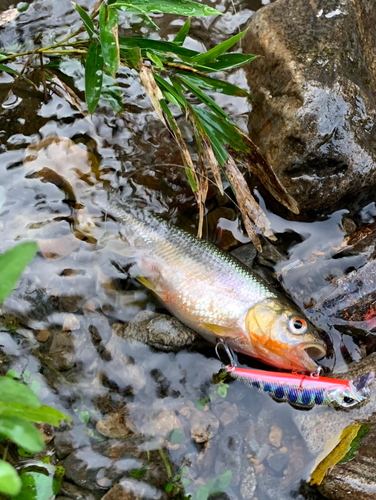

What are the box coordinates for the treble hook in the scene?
[215,338,237,371]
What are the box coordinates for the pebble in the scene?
[268,425,282,448]
[266,452,290,476]
[36,329,50,342]
[96,409,135,439]
[214,401,239,426]
[190,409,219,443]
[240,465,257,500]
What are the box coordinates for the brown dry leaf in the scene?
[45,70,86,116]
[225,156,277,251]
[235,128,299,214]
[112,23,120,68]
[192,120,224,195]
[0,8,18,26]
[139,63,165,123]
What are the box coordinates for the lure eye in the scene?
[288,317,307,334]
[343,396,355,404]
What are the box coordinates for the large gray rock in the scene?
[244,0,376,211]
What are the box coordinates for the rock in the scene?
[243,0,376,211]
[101,484,141,500]
[318,422,376,500]
[54,430,76,460]
[49,330,75,371]
[293,353,376,455]
[59,481,98,500]
[213,401,239,427]
[266,451,289,476]
[268,425,282,448]
[96,408,135,439]
[154,409,183,439]
[112,311,200,352]
[63,438,169,491]
[35,423,54,444]
[190,409,220,443]
[230,244,257,269]
[240,465,257,500]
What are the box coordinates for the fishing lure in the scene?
[224,365,374,408]
[216,340,374,408]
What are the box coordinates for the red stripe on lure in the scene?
[224,365,374,408]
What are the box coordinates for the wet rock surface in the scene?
[244,0,376,211]
[318,422,376,500]
[112,311,201,352]
[293,353,376,455]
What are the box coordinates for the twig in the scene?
[39,54,48,104]
[2,50,38,106]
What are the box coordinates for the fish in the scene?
[224,365,375,408]
[98,197,327,373]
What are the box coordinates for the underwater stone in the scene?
[243,0,376,211]
[113,311,200,351]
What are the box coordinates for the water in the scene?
[0,1,374,499]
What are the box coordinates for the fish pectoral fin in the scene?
[200,323,240,337]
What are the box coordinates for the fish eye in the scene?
[343,396,355,404]
[288,317,307,334]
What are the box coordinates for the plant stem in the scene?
[158,447,172,479]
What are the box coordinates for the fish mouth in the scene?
[298,342,327,373]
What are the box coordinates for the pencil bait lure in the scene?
[224,365,374,409]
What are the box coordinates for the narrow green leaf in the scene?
[73,2,95,38]
[0,55,8,60]
[195,53,258,72]
[99,5,119,77]
[112,0,221,16]
[191,107,229,165]
[0,417,45,453]
[122,46,141,70]
[173,18,191,45]
[191,30,247,64]
[0,461,21,496]
[0,403,72,427]
[177,73,230,120]
[0,377,41,408]
[154,74,187,109]
[85,42,104,114]
[174,72,250,97]
[147,51,163,69]
[0,63,19,76]
[0,242,37,305]
[112,3,159,29]
[119,36,198,59]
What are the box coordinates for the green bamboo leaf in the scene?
[147,51,163,69]
[177,73,230,120]
[0,377,41,408]
[0,64,38,90]
[85,42,104,114]
[73,2,95,38]
[112,0,221,16]
[112,2,159,30]
[0,461,21,496]
[173,18,191,45]
[119,36,198,59]
[122,46,141,70]
[154,74,187,109]
[174,72,250,97]
[191,30,248,64]
[0,403,72,426]
[0,242,37,305]
[195,53,258,72]
[0,417,45,453]
[99,5,119,77]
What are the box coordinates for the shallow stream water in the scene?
[0,1,375,499]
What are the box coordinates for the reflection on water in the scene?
[0,1,374,499]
